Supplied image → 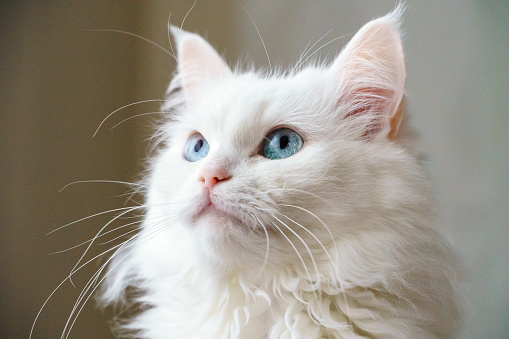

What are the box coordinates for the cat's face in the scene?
[143,15,408,270]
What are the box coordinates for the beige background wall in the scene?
[1,1,507,338]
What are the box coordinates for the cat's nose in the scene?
[199,168,231,190]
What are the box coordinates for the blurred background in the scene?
[1,1,507,338]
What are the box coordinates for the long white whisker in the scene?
[63,243,127,339]
[35,206,176,336]
[280,207,350,320]
[262,188,333,205]
[47,206,143,235]
[68,207,141,285]
[269,220,313,298]
[111,111,168,130]
[300,34,350,66]
[295,29,333,71]
[97,227,140,246]
[93,99,165,137]
[63,220,173,338]
[281,203,337,250]
[272,215,320,286]
[49,219,144,255]
[59,180,142,192]
[278,212,335,272]
[167,13,178,65]
[30,241,125,339]
[241,5,272,72]
[179,0,197,35]
[253,215,270,278]
[85,29,174,59]
[30,273,71,338]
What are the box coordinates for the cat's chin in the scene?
[194,204,245,234]
[192,207,260,269]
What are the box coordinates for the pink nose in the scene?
[199,169,231,190]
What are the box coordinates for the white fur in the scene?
[99,7,462,338]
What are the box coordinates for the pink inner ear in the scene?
[342,86,401,139]
[332,12,406,140]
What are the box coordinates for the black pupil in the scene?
[279,135,289,149]
[194,139,204,152]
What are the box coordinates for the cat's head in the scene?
[142,8,419,273]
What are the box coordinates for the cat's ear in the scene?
[170,26,232,99]
[331,7,406,140]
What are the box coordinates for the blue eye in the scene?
[261,127,303,160]
[184,133,210,162]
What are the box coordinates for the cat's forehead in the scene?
[182,69,329,144]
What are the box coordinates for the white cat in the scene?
[99,7,462,338]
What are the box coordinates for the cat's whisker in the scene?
[50,219,145,255]
[115,191,145,205]
[47,215,162,316]
[31,239,126,339]
[240,4,272,73]
[281,203,337,250]
[68,207,141,286]
[65,234,143,336]
[148,123,171,152]
[34,210,174,337]
[294,29,333,72]
[167,13,178,65]
[111,111,169,130]
[269,219,315,301]
[104,210,185,244]
[64,246,124,339]
[179,0,198,36]
[59,179,143,193]
[262,187,333,206]
[93,99,166,137]
[277,209,352,318]
[293,40,313,74]
[85,29,174,60]
[64,220,173,338]
[253,214,270,278]
[300,34,350,67]
[277,206,351,321]
[278,212,335,271]
[272,215,321,287]
[47,206,143,236]
[79,220,170,280]
[30,266,82,339]
[96,226,141,246]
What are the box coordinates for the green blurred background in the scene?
[1,1,508,338]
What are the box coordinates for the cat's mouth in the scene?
[194,194,244,226]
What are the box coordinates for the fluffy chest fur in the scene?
[99,7,462,339]
[108,216,457,339]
